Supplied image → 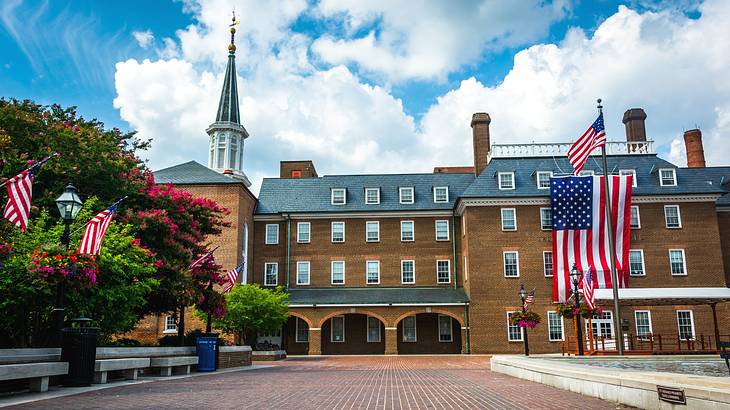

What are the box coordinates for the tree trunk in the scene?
[177,305,186,346]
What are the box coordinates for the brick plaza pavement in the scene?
[10,355,628,409]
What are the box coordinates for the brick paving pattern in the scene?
[11,356,628,409]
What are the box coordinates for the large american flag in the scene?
[551,175,633,303]
[567,113,606,174]
[581,268,596,310]
[78,203,118,255]
[3,155,55,232]
[223,262,244,293]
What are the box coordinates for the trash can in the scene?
[196,336,217,372]
[61,318,98,387]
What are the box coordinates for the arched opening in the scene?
[321,314,385,355]
[283,315,311,355]
[396,313,461,354]
[241,223,249,283]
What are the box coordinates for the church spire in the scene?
[215,12,241,124]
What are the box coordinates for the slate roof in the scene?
[255,172,475,214]
[461,154,729,199]
[215,52,240,124]
[287,287,469,305]
[154,161,242,185]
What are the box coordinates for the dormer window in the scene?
[399,187,414,204]
[365,188,380,205]
[619,169,637,187]
[433,186,449,203]
[659,169,677,186]
[498,172,515,190]
[331,188,346,205]
[536,171,552,189]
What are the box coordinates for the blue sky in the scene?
[2,0,727,191]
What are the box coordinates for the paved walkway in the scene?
[9,356,628,409]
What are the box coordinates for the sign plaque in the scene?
[657,385,686,405]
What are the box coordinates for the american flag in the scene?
[78,203,119,255]
[567,113,606,175]
[551,175,633,303]
[223,262,244,293]
[581,268,596,310]
[523,288,535,310]
[189,246,218,270]
[3,155,55,232]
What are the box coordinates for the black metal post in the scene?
[521,296,530,357]
[52,220,71,346]
[572,275,585,356]
[206,282,213,333]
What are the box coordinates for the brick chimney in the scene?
[471,113,491,176]
[683,128,706,168]
[622,108,647,142]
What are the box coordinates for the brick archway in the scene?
[394,309,465,327]
[317,309,388,328]
[288,312,314,328]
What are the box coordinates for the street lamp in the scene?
[519,284,529,356]
[569,264,585,356]
[53,184,83,346]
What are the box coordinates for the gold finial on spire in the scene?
[228,10,240,53]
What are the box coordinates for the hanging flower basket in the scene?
[510,310,541,328]
[28,246,98,287]
[556,303,604,319]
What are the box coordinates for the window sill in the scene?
[438,340,453,343]
[295,341,309,344]
[162,330,177,334]
[436,238,450,242]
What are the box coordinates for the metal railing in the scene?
[561,333,730,355]
[488,140,655,161]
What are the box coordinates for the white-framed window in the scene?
[579,170,594,177]
[365,188,380,204]
[659,168,677,186]
[400,220,415,242]
[264,262,278,286]
[634,311,652,338]
[295,317,309,343]
[331,316,345,342]
[265,224,279,245]
[536,171,552,189]
[331,221,345,243]
[399,187,414,204]
[331,188,346,205]
[503,251,519,277]
[629,250,645,276]
[498,172,515,190]
[676,310,695,340]
[507,312,523,341]
[402,315,417,342]
[435,220,450,241]
[331,261,345,285]
[401,260,415,284]
[164,315,177,333]
[501,208,517,231]
[669,249,687,276]
[540,208,552,230]
[367,316,381,343]
[296,261,310,285]
[436,259,451,284]
[366,221,380,242]
[547,311,564,341]
[664,205,682,228]
[433,186,449,203]
[297,222,310,243]
[543,251,553,277]
[630,206,641,229]
[438,315,453,342]
[619,169,637,187]
[366,260,380,284]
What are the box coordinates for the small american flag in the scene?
[523,288,535,310]
[189,246,218,270]
[567,113,606,174]
[3,155,55,232]
[223,262,244,293]
[581,268,596,310]
[78,203,119,255]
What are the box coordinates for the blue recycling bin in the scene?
[196,336,217,372]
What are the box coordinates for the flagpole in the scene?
[597,98,625,355]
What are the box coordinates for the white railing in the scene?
[488,140,654,161]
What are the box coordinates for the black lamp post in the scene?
[569,264,585,356]
[53,184,83,346]
[519,284,529,356]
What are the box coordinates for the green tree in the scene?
[198,284,289,345]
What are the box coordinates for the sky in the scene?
[2,0,728,193]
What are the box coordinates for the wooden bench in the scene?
[721,341,730,375]
[149,356,198,376]
[0,362,69,392]
[93,358,150,384]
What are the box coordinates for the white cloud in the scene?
[132,30,154,49]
